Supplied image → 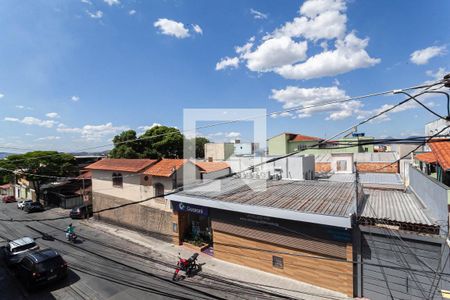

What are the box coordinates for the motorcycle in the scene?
[66,232,78,243]
[172,253,201,281]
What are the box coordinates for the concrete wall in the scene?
[227,156,314,180]
[409,165,449,236]
[91,170,153,202]
[267,134,287,156]
[201,168,231,180]
[205,143,234,161]
[93,192,174,241]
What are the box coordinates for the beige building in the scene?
[87,158,208,241]
[205,143,235,161]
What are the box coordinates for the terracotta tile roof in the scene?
[85,159,157,173]
[429,139,450,171]
[0,183,11,189]
[290,134,322,142]
[415,152,437,164]
[77,170,92,180]
[196,162,230,173]
[144,159,188,177]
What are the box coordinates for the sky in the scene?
[0,0,449,152]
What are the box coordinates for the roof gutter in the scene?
[167,194,352,229]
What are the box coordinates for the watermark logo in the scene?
[183,108,267,192]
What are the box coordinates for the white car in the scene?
[17,200,32,210]
[3,237,39,266]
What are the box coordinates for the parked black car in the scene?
[16,248,68,289]
[23,202,45,213]
[70,204,93,219]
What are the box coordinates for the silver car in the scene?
[17,200,32,210]
[3,237,39,266]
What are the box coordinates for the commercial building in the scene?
[167,178,362,296]
[204,143,235,161]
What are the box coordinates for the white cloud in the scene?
[250,9,267,20]
[80,0,92,4]
[154,18,190,39]
[226,132,241,138]
[270,86,363,120]
[104,0,120,6]
[137,123,162,134]
[46,112,60,119]
[426,67,447,81]
[276,32,380,80]
[35,136,61,141]
[270,111,294,119]
[129,9,136,15]
[215,57,240,71]
[272,4,347,41]
[243,37,308,72]
[4,116,57,128]
[71,95,80,102]
[0,93,4,99]
[217,0,379,80]
[16,105,32,110]
[410,46,446,65]
[192,24,203,35]
[86,10,103,19]
[25,133,33,136]
[57,122,128,141]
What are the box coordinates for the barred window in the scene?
[272,256,284,269]
[112,173,123,188]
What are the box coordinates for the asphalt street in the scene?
[0,202,303,300]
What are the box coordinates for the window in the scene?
[272,256,284,269]
[154,183,165,197]
[336,160,348,172]
[112,173,123,188]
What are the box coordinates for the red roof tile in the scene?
[85,159,157,173]
[415,152,437,164]
[144,159,188,177]
[429,139,450,171]
[77,170,92,180]
[290,134,322,142]
[196,162,230,173]
[0,183,11,190]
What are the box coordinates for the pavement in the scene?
[0,202,350,300]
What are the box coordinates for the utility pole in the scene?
[353,161,362,297]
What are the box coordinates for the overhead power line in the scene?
[0,79,444,163]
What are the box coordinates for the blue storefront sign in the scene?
[173,201,209,216]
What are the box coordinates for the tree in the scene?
[0,151,79,201]
[140,126,184,159]
[194,137,210,158]
[109,130,140,158]
[109,125,210,159]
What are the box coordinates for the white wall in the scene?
[331,153,354,174]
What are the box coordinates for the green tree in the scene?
[140,126,184,159]
[194,137,210,158]
[109,130,140,158]
[0,151,79,201]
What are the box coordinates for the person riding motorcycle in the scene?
[66,223,75,240]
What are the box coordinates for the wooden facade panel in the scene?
[213,230,353,296]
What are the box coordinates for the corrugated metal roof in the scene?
[176,178,357,218]
[326,173,403,186]
[354,152,399,162]
[360,188,435,226]
[314,152,399,163]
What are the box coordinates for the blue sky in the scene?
[0,0,449,152]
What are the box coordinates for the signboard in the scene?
[173,202,208,216]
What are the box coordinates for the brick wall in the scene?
[315,162,332,173]
[356,162,398,173]
[93,192,174,242]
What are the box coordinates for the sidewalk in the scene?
[82,219,350,300]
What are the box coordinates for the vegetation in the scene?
[109,125,210,159]
[0,151,79,200]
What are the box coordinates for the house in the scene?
[267,132,323,156]
[167,178,361,296]
[14,177,36,201]
[315,152,400,174]
[86,158,206,241]
[415,139,450,187]
[0,183,13,196]
[195,161,230,180]
[268,132,375,156]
